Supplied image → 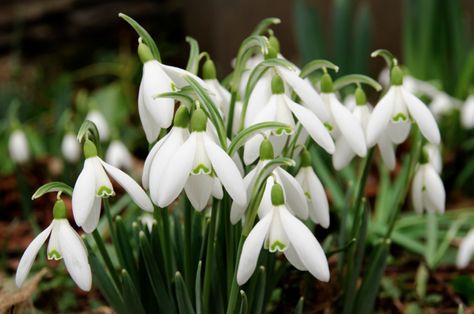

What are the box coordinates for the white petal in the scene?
[245,74,272,127]
[257,176,274,219]
[184,174,213,211]
[329,94,367,157]
[212,177,224,199]
[142,132,170,189]
[461,96,474,128]
[411,167,424,213]
[304,168,330,228]
[81,197,102,233]
[402,88,441,144]
[47,220,62,260]
[237,213,273,285]
[332,136,355,170]
[72,159,96,226]
[377,133,396,170]
[230,165,259,224]
[59,220,92,291]
[277,66,330,121]
[274,168,308,220]
[423,165,445,213]
[158,133,197,207]
[386,120,411,144]
[204,135,247,206]
[16,224,52,288]
[284,244,307,271]
[91,157,115,197]
[366,87,396,146]
[138,83,161,143]
[160,64,208,89]
[100,160,153,212]
[285,95,335,154]
[280,207,330,281]
[457,230,474,268]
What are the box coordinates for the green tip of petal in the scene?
[259,138,274,160]
[174,106,190,128]
[83,139,97,159]
[300,148,312,167]
[271,75,285,94]
[271,183,285,206]
[320,73,333,93]
[355,86,367,106]
[138,40,154,64]
[390,65,404,86]
[53,199,67,219]
[190,107,208,132]
[202,59,217,80]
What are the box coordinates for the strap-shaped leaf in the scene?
[195,261,202,314]
[251,17,281,36]
[118,13,161,62]
[238,290,248,314]
[175,272,195,314]
[121,269,146,314]
[32,182,73,200]
[186,37,200,75]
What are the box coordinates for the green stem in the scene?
[159,206,175,282]
[184,197,194,297]
[203,200,220,313]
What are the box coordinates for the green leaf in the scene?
[252,266,266,314]
[185,37,200,75]
[118,13,161,62]
[228,122,290,156]
[300,59,339,78]
[295,297,304,314]
[292,0,325,62]
[115,216,138,282]
[415,263,428,300]
[425,212,438,267]
[31,182,73,200]
[432,219,462,266]
[121,269,146,314]
[251,17,281,36]
[238,290,248,314]
[195,261,202,314]
[352,4,371,74]
[452,275,474,304]
[175,272,195,314]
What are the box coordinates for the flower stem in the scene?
[184,197,194,297]
[203,199,220,313]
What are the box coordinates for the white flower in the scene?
[86,110,109,141]
[457,230,474,268]
[295,150,330,228]
[411,162,445,214]
[8,129,30,164]
[366,85,441,147]
[461,95,474,129]
[243,75,334,165]
[73,140,153,233]
[236,183,329,285]
[62,133,81,163]
[140,213,156,232]
[16,200,91,291]
[105,140,133,171]
[156,108,246,211]
[429,92,459,121]
[425,143,442,174]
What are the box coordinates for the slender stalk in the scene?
[184,197,194,297]
[203,200,220,313]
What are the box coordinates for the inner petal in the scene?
[192,133,212,175]
[47,220,62,260]
[267,207,289,253]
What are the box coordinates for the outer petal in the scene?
[461,96,474,128]
[402,88,441,144]
[59,220,92,291]
[204,136,247,206]
[245,74,272,127]
[72,159,97,226]
[284,244,307,270]
[366,87,396,146]
[285,95,335,154]
[237,213,273,285]
[212,177,224,199]
[158,133,197,207]
[423,165,445,213]
[100,160,153,212]
[305,168,330,228]
[277,66,330,122]
[280,207,330,281]
[81,197,102,233]
[138,83,161,143]
[142,131,170,189]
[411,167,424,213]
[16,224,53,287]
[184,174,213,211]
[329,94,367,157]
[160,64,208,89]
[274,168,308,220]
[457,230,474,268]
[332,136,355,170]
[377,133,396,170]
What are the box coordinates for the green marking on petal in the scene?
[274,126,293,136]
[171,82,178,92]
[324,122,333,132]
[422,185,426,192]
[48,249,62,260]
[97,186,114,198]
[270,240,287,252]
[304,191,312,200]
[392,112,408,122]
[192,164,211,175]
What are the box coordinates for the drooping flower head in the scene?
[105,140,134,171]
[62,132,81,163]
[9,128,30,165]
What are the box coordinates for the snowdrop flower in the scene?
[429,92,458,121]
[366,66,441,147]
[156,108,246,211]
[378,67,438,97]
[62,132,81,163]
[143,106,190,204]
[411,149,445,214]
[425,143,442,174]
[86,110,109,142]
[243,75,335,165]
[105,140,133,171]
[334,88,395,170]
[319,74,367,160]
[295,149,330,228]
[8,129,30,164]
[237,182,330,285]
[140,213,156,232]
[457,230,474,268]
[16,199,92,291]
[202,58,231,119]
[73,139,153,233]
[461,95,474,129]
[232,139,308,224]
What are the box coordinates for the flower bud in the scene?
[62,133,81,163]
[190,107,208,132]
[271,183,285,206]
[202,59,217,80]
[8,129,30,164]
[53,199,67,219]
